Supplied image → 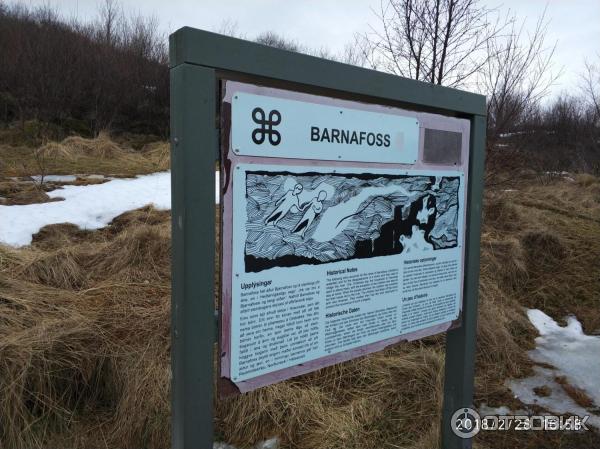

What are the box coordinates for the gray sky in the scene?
[23,0,600,96]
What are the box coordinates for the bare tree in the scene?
[477,9,564,183]
[0,1,169,138]
[215,19,245,39]
[255,31,301,52]
[341,36,379,68]
[98,0,121,46]
[254,31,337,60]
[356,2,560,181]
[480,9,560,144]
[582,55,600,120]
[360,0,504,87]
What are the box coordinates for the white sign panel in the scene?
[229,163,465,382]
[231,92,419,164]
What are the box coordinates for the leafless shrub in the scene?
[582,56,600,114]
[0,0,169,138]
[255,31,302,52]
[515,94,599,174]
[254,31,338,61]
[353,1,572,180]
[357,0,505,87]
[481,9,559,147]
[481,8,560,185]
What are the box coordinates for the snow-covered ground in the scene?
[29,174,114,183]
[478,403,527,417]
[508,366,600,428]
[506,309,600,427]
[31,174,78,182]
[0,171,223,247]
[1,172,170,246]
[214,438,278,449]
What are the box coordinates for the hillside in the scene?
[0,2,168,138]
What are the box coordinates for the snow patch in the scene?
[214,438,278,449]
[526,309,600,406]
[477,404,514,416]
[507,366,600,428]
[30,174,115,182]
[0,172,171,247]
[477,403,531,416]
[507,309,600,427]
[544,171,571,176]
[31,174,78,182]
[0,171,223,247]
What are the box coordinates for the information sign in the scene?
[231,92,420,163]
[220,82,470,391]
[169,27,486,449]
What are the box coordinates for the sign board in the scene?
[231,93,420,163]
[220,82,471,391]
[169,27,486,449]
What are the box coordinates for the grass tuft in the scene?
[1,133,170,179]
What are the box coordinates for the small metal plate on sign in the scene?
[423,128,462,165]
[231,92,419,164]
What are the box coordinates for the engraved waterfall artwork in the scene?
[244,170,460,273]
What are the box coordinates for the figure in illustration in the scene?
[265,183,303,226]
[399,226,433,253]
[397,194,437,252]
[416,196,436,225]
[292,190,327,238]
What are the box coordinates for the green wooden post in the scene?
[170,60,217,449]
[440,115,487,449]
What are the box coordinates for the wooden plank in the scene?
[440,114,486,448]
[170,62,217,449]
[170,27,487,117]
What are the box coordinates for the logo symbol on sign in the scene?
[252,107,281,145]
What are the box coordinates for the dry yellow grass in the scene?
[0,180,58,205]
[0,133,170,179]
[554,376,595,409]
[37,132,127,160]
[0,207,171,449]
[141,141,170,171]
[0,168,599,448]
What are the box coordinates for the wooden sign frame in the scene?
[170,26,486,449]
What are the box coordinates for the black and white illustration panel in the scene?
[243,169,461,273]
